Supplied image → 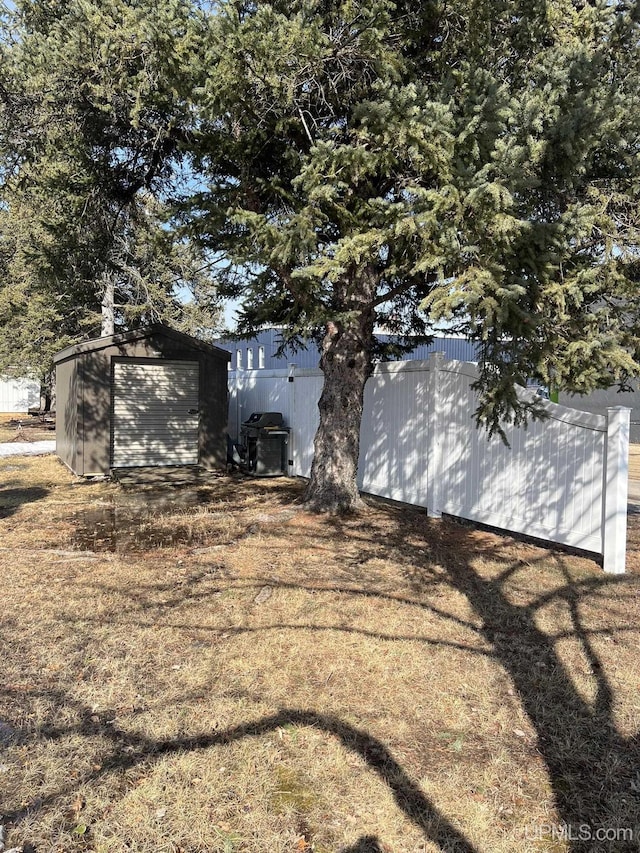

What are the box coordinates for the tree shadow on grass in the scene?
[368,510,640,852]
[1,687,481,852]
[0,486,49,519]
[3,501,640,851]
[339,837,385,853]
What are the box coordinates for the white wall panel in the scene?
[436,363,606,552]
[0,377,40,413]
[229,370,293,441]
[359,362,431,505]
[291,370,323,477]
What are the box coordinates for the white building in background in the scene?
[0,376,40,413]
[215,328,479,372]
[558,387,640,444]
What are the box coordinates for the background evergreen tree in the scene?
[0,0,222,392]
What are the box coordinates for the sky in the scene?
[222,298,240,331]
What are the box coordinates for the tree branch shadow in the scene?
[2,686,480,853]
[392,515,640,852]
[3,497,640,851]
[339,837,385,853]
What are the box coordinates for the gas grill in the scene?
[239,412,289,476]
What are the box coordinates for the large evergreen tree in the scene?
[187,0,640,512]
[0,0,221,388]
[2,0,639,511]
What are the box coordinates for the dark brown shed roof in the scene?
[53,324,231,365]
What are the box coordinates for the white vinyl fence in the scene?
[229,353,630,574]
[0,376,40,413]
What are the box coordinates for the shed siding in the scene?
[199,350,229,469]
[55,357,79,473]
[80,350,113,475]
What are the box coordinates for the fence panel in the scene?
[291,369,323,477]
[436,361,607,554]
[359,362,431,506]
[228,355,629,572]
[228,369,294,442]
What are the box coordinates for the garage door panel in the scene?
[112,360,200,468]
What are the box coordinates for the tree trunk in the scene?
[304,275,376,514]
[40,371,54,413]
[101,273,115,336]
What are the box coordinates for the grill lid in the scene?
[241,412,284,429]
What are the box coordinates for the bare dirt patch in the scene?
[1,456,640,852]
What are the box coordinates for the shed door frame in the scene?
[110,356,201,468]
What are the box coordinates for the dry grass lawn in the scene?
[628,444,640,481]
[0,413,54,444]
[1,454,640,853]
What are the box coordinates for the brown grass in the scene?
[628,444,640,481]
[0,413,55,444]
[1,455,640,853]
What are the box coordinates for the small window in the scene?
[258,346,265,369]
[247,348,254,369]
[236,349,242,370]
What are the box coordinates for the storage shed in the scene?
[54,325,230,476]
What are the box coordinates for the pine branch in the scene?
[372,273,437,308]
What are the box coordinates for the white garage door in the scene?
[112,360,200,467]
